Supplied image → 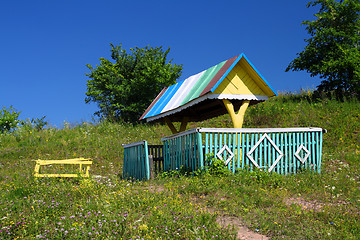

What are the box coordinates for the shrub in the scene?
[20,116,48,132]
[0,106,20,133]
[195,153,231,177]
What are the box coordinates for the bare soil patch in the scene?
[284,196,351,212]
[147,184,166,193]
[192,195,269,240]
[216,214,269,240]
[284,197,324,211]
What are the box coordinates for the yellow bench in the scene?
[34,158,92,177]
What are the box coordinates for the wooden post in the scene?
[165,117,178,134]
[164,116,189,134]
[179,116,189,132]
[222,99,250,169]
[149,155,154,179]
[222,99,250,128]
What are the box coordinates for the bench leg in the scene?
[85,166,90,177]
[34,164,41,177]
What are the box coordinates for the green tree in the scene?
[85,44,183,123]
[286,0,360,97]
[0,106,20,133]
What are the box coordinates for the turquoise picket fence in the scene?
[123,127,324,180]
[162,127,324,174]
[122,141,150,180]
[161,129,203,172]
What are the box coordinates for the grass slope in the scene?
[0,93,359,239]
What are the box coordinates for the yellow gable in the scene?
[214,58,273,96]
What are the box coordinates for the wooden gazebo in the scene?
[125,55,324,180]
[140,53,277,133]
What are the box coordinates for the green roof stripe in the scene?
[180,60,227,105]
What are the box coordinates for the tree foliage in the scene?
[85,44,183,123]
[0,106,20,133]
[286,0,360,97]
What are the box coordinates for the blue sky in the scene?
[1,0,320,127]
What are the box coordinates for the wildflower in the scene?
[139,224,149,231]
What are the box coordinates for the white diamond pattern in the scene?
[216,145,234,165]
[246,133,284,172]
[295,144,310,164]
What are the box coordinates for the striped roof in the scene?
[140,53,276,122]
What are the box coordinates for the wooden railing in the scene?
[162,127,324,174]
[122,142,164,180]
[122,141,150,180]
[161,129,203,172]
[199,128,324,174]
[123,127,325,180]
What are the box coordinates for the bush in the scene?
[195,153,231,177]
[0,106,20,133]
[20,116,48,132]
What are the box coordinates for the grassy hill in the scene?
[0,92,359,239]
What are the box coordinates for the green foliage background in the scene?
[286,0,360,97]
[0,106,20,133]
[85,44,183,123]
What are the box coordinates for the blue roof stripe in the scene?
[144,81,184,118]
[143,88,171,119]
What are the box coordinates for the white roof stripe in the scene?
[161,70,205,113]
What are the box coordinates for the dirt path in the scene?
[188,193,269,240]
[148,185,269,240]
[215,214,269,240]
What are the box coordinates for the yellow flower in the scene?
[139,224,148,231]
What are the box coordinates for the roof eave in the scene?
[145,93,269,122]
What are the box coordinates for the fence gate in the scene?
[148,145,164,177]
[123,142,164,180]
[122,141,150,180]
